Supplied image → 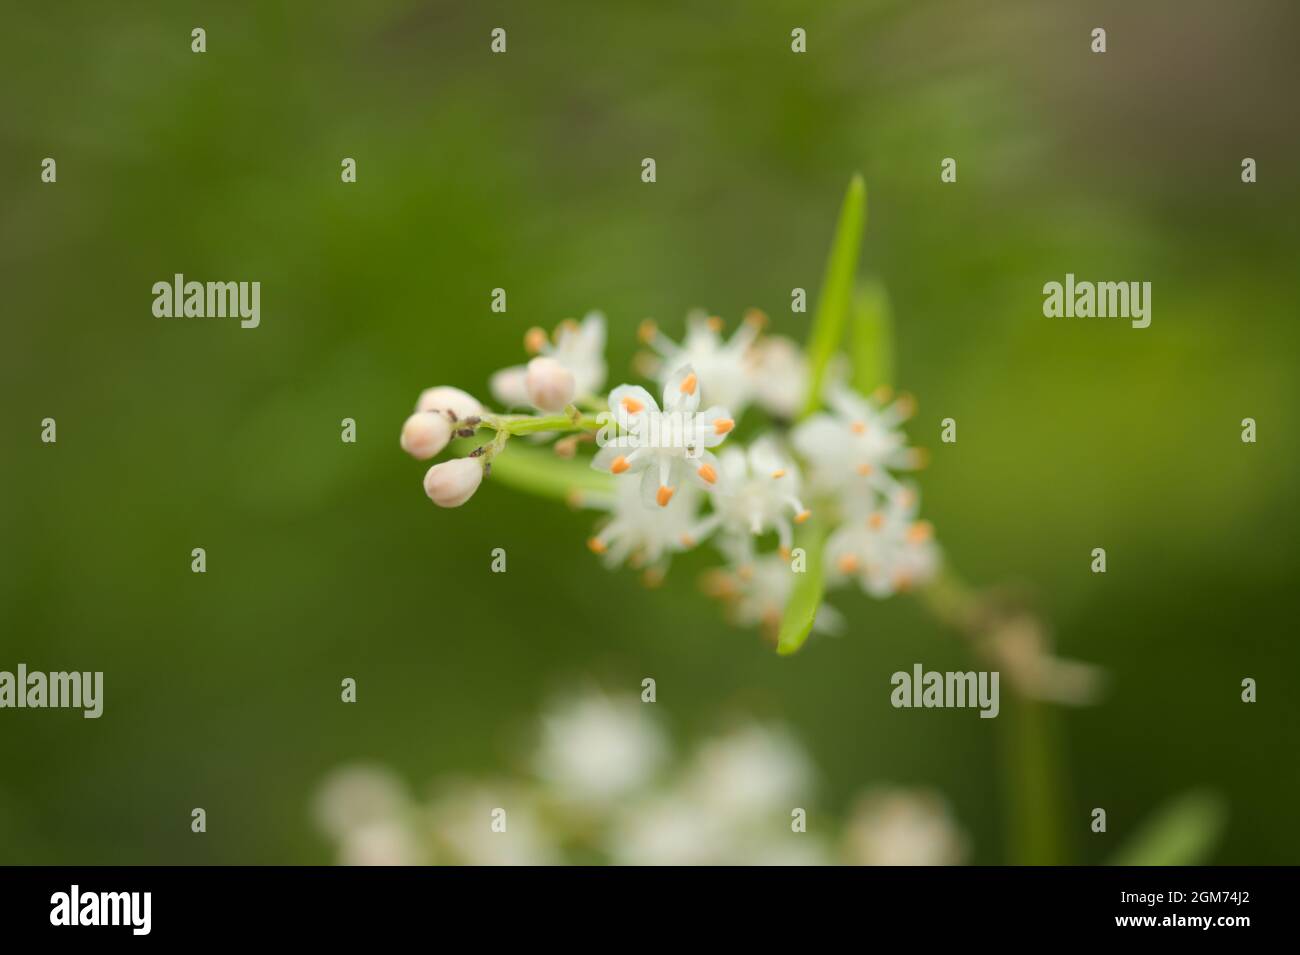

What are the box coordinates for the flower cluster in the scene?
[400,310,940,642]
[314,689,968,866]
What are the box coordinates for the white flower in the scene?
[591,364,734,509]
[842,787,968,866]
[524,356,575,412]
[684,724,813,820]
[702,554,844,640]
[416,385,484,422]
[825,485,940,597]
[608,793,729,866]
[583,476,709,575]
[338,820,426,866]
[639,310,764,413]
[534,692,667,804]
[791,384,923,502]
[704,439,810,563]
[427,783,558,866]
[491,312,607,408]
[313,765,411,841]
[399,411,453,460]
[423,457,484,508]
[746,335,808,419]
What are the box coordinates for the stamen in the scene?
[656,485,675,507]
[706,315,724,333]
[908,520,934,543]
[637,318,658,345]
[611,455,630,474]
[524,327,547,354]
[680,533,696,548]
[794,509,811,524]
[679,372,698,395]
[587,537,607,554]
[857,463,873,476]
[771,468,786,479]
[622,396,645,413]
[868,512,885,530]
[743,307,768,329]
[697,463,717,484]
[837,554,860,574]
[851,421,867,435]
[713,417,735,435]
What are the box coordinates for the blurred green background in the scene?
[2,0,1297,864]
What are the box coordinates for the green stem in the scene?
[482,406,602,435]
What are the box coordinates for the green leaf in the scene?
[1109,790,1226,866]
[776,519,828,656]
[802,174,867,418]
[850,279,894,394]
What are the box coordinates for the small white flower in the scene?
[416,385,484,422]
[423,457,484,508]
[704,439,810,563]
[842,787,968,866]
[583,477,710,575]
[639,310,764,413]
[701,554,844,640]
[684,724,813,820]
[592,365,734,509]
[427,783,558,866]
[746,335,808,419]
[791,384,924,501]
[534,691,667,804]
[524,356,576,412]
[491,312,607,408]
[825,485,940,597]
[399,411,452,460]
[313,765,410,842]
[338,820,426,866]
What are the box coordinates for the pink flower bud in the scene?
[416,386,484,420]
[400,412,452,460]
[525,357,575,412]
[423,457,483,508]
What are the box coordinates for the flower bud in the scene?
[525,356,575,412]
[423,457,483,508]
[489,366,530,407]
[400,412,452,460]
[416,386,484,420]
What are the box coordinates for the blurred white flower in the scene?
[825,485,940,597]
[338,819,426,866]
[842,787,968,866]
[583,477,708,576]
[685,724,813,820]
[428,783,559,866]
[640,310,763,413]
[491,312,607,408]
[747,335,808,419]
[534,691,668,804]
[608,793,729,866]
[792,384,923,501]
[313,765,410,841]
[706,439,810,563]
[702,554,845,640]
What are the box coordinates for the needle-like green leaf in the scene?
[851,279,893,394]
[776,518,829,656]
[801,175,867,418]
[1108,790,1226,866]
